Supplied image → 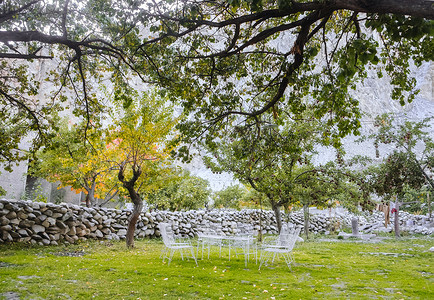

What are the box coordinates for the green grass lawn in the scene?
[0,236,433,299]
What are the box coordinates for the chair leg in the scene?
[259,251,271,270]
[282,253,292,270]
[190,247,198,266]
[162,247,170,263]
[168,249,175,265]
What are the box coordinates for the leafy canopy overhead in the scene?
[0,0,433,164]
[141,0,433,157]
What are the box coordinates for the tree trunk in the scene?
[118,164,142,248]
[126,195,143,248]
[84,180,97,207]
[89,181,97,207]
[394,198,400,238]
[303,204,310,239]
[271,201,282,233]
[85,193,90,208]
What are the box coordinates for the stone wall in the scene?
[0,199,433,246]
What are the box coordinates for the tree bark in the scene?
[303,204,310,239]
[126,196,143,248]
[271,201,282,233]
[334,0,434,19]
[85,193,90,208]
[118,164,142,248]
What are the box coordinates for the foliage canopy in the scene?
[0,0,432,165]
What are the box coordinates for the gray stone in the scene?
[351,218,359,236]
[41,209,53,217]
[31,234,42,241]
[107,233,120,241]
[17,211,28,219]
[32,224,45,233]
[56,220,68,229]
[2,231,13,242]
[6,211,17,219]
[62,211,74,222]
[19,219,35,228]
[68,227,77,236]
[45,217,56,227]
[18,229,29,237]
[9,218,20,225]
[101,228,111,235]
[52,212,63,219]
[117,229,127,236]
[40,232,50,240]
[0,216,9,225]
[95,230,104,238]
[1,224,12,231]
[64,235,75,244]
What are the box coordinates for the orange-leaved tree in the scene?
[31,118,118,207]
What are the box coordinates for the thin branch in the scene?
[0,0,40,23]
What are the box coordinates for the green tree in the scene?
[212,185,247,209]
[364,114,433,237]
[291,162,371,238]
[147,170,211,211]
[368,151,425,237]
[402,185,432,216]
[203,111,331,232]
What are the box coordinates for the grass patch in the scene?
[0,237,433,299]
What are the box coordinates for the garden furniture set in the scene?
[159,222,301,269]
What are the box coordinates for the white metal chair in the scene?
[259,227,301,270]
[159,222,198,266]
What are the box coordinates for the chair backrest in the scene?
[281,222,296,235]
[237,223,255,236]
[277,227,301,251]
[159,222,175,246]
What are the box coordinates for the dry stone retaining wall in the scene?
[0,199,432,245]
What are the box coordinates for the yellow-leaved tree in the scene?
[104,92,177,248]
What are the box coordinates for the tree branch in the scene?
[0,0,40,23]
